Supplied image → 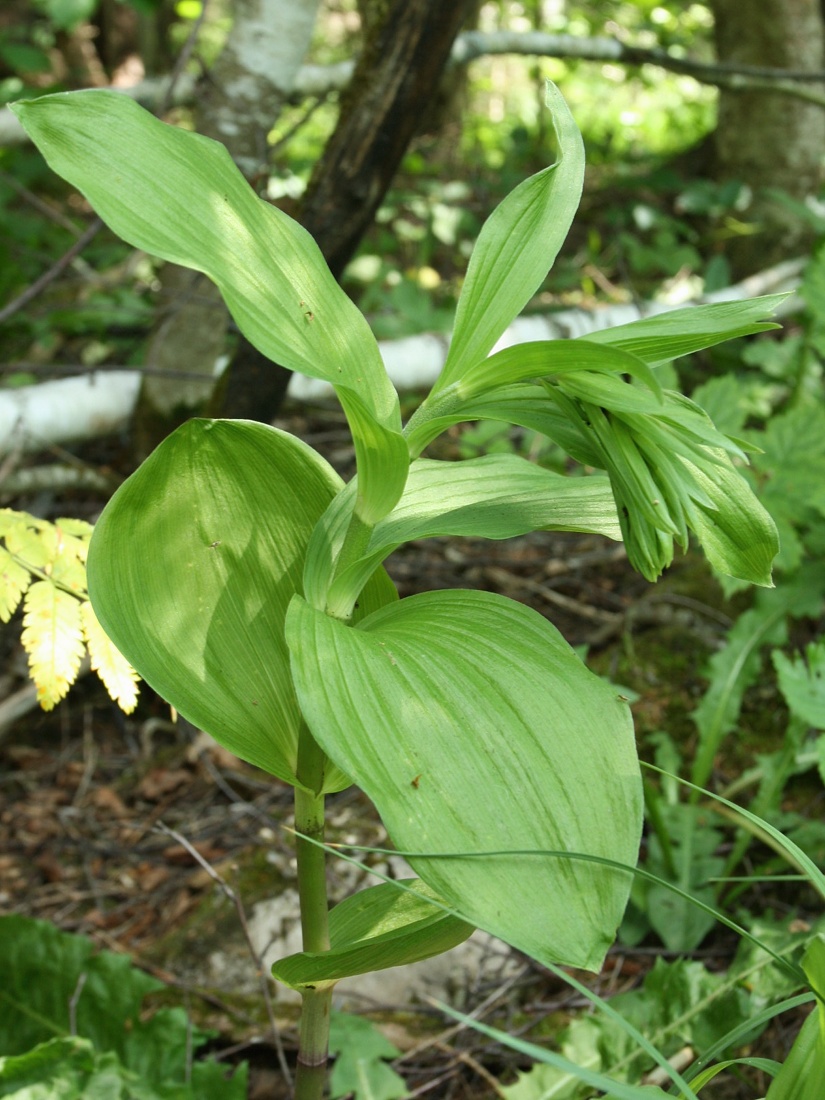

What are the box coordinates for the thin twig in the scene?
[435,1041,509,1097]
[0,168,83,235]
[269,93,332,157]
[397,965,530,1064]
[1,363,216,381]
[154,821,294,1092]
[197,749,286,830]
[156,0,211,116]
[483,565,621,624]
[68,971,88,1034]
[0,219,103,326]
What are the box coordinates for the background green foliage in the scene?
[0,915,247,1099]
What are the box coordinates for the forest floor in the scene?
[0,398,810,1100]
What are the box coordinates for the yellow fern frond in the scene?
[4,510,138,714]
[21,580,86,711]
[52,517,93,586]
[0,545,31,622]
[1,508,56,570]
[81,600,140,714]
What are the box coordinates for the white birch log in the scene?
[0,260,802,456]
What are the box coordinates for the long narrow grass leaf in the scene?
[430,1002,686,1100]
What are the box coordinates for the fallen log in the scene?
[0,258,802,457]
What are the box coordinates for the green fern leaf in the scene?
[81,600,140,714]
[21,580,86,710]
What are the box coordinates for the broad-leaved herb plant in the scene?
[12,85,780,1099]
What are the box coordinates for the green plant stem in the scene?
[294,728,333,1100]
[403,383,464,457]
[325,510,374,620]
[295,987,333,1100]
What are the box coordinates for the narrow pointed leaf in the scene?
[455,340,662,401]
[433,83,584,394]
[313,456,622,617]
[12,90,408,523]
[765,937,825,1100]
[585,295,785,365]
[428,1003,675,1100]
[87,419,393,790]
[271,879,474,989]
[404,383,600,463]
[287,589,642,971]
[539,379,778,584]
[689,1059,781,1091]
[679,450,778,587]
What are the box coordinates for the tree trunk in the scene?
[221,0,477,420]
[710,0,825,275]
[132,0,322,455]
[135,0,475,439]
[197,0,321,180]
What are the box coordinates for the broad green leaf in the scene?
[328,1014,407,1100]
[271,879,473,989]
[286,589,642,972]
[0,915,249,1099]
[432,82,584,394]
[37,0,99,32]
[0,1041,245,1100]
[691,374,750,438]
[12,91,408,524]
[311,456,622,618]
[752,404,825,523]
[584,295,785,365]
[87,419,394,791]
[340,391,410,525]
[0,1037,96,1099]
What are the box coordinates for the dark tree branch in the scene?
[219,0,477,419]
[0,219,102,327]
[300,0,478,278]
[5,27,825,148]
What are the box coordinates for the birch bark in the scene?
[133,0,322,455]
